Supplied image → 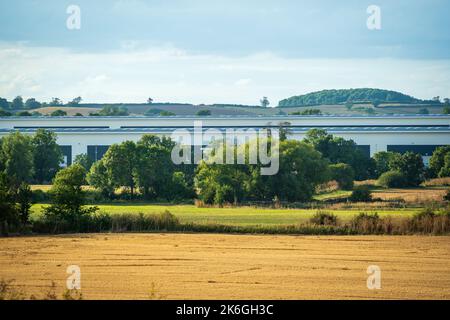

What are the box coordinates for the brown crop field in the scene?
[1,234,449,300]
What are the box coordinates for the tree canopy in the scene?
[278,88,424,107]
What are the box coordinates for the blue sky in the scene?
[0,0,449,105]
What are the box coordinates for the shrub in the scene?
[310,211,338,226]
[329,163,354,190]
[444,189,450,201]
[110,211,179,232]
[406,207,450,234]
[350,213,383,234]
[378,170,407,188]
[349,186,372,202]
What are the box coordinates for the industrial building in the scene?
[0,114,449,167]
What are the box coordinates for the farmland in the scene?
[30,204,420,226]
[0,234,449,300]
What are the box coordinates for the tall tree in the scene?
[12,96,24,109]
[102,141,138,197]
[260,97,270,108]
[1,132,33,188]
[25,98,41,109]
[32,129,63,184]
[389,152,425,186]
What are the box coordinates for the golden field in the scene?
[0,233,449,300]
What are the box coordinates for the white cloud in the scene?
[0,42,449,105]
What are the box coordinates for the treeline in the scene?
[278,88,434,107]
[1,129,450,235]
[0,96,83,111]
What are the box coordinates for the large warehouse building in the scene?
[0,114,449,167]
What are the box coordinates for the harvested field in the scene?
[0,234,449,300]
[372,188,447,203]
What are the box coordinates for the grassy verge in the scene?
[30,204,419,227]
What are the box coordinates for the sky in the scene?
[0,0,449,105]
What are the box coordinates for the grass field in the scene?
[1,234,449,299]
[30,204,420,226]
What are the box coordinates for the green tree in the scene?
[25,98,41,109]
[429,146,450,178]
[0,108,12,117]
[304,129,375,180]
[74,153,93,171]
[43,164,98,231]
[1,132,33,188]
[50,109,67,116]
[12,96,24,109]
[329,163,354,190]
[262,140,329,202]
[87,160,115,199]
[373,151,398,177]
[98,105,129,116]
[389,152,425,186]
[0,174,19,235]
[102,141,138,197]
[68,97,82,106]
[260,97,270,108]
[0,97,9,110]
[32,129,63,184]
[196,109,211,116]
[134,135,175,199]
[16,183,32,226]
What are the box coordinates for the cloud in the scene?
[0,42,449,105]
[235,78,252,87]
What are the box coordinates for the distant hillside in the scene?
[278,88,430,107]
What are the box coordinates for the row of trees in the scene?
[0,96,83,110]
[1,129,449,207]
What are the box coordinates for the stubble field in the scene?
[1,233,449,300]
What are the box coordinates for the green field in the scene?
[30,204,419,227]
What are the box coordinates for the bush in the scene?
[349,186,372,202]
[406,207,450,234]
[378,170,407,188]
[350,213,383,234]
[329,163,354,190]
[110,211,179,232]
[310,211,338,226]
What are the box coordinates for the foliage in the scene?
[378,170,407,188]
[74,153,93,171]
[96,105,129,116]
[429,146,450,178]
[279,88,422,107]
[349,186,372,202]
[32,129,63,184]
[329,163,354,190]
[196,109,211,116]
[12,96,24,109]
[289,109,322,115]
[0,108,12,117]
[304,129,375,180]
[260,97,270,108]
[373,151,398,177]
[309,211,338,226]
[0,131,33,188]
[42,164,98,232]
[388,151,425,186]
[50,109,67,117]
[25,98,41,109]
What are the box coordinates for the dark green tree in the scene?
[389,152,425,186]
[1,132,33,188]
[32,129,63,184]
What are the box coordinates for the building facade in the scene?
[0,115,449,166]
